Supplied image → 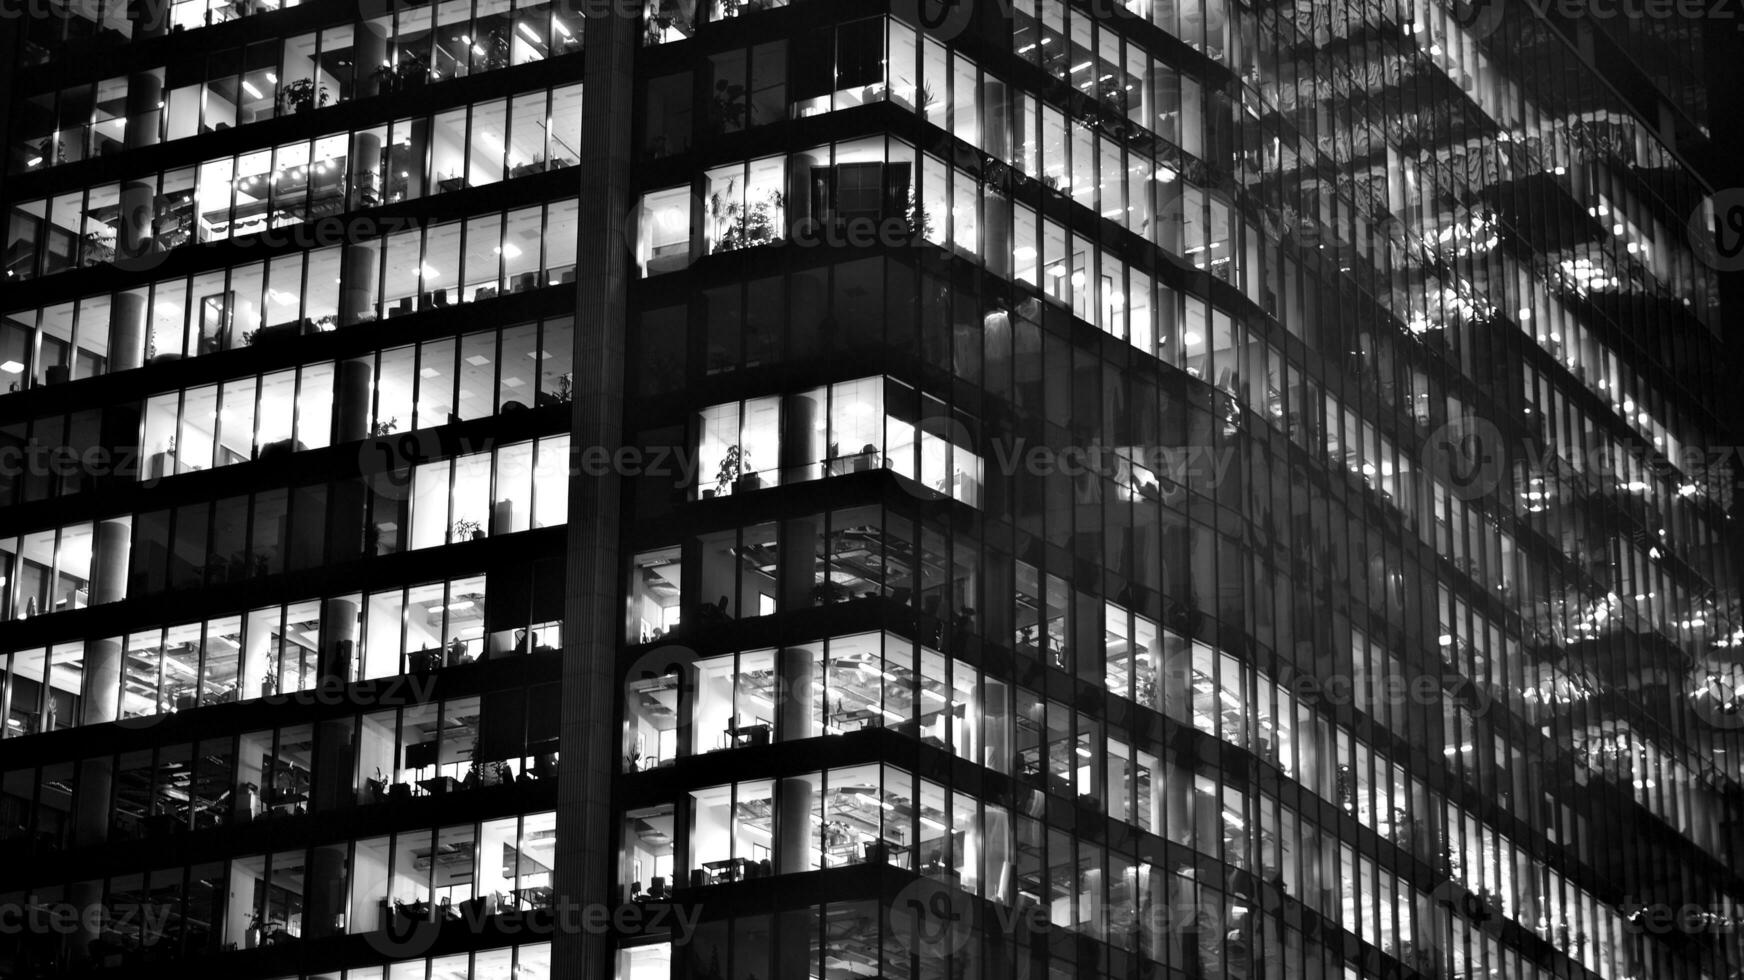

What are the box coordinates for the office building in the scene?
[0,0,1741,979]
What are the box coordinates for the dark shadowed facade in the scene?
[0,0,1742,979]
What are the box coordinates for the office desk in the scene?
[701,857,754,884]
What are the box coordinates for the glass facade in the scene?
[1,0,1741,979]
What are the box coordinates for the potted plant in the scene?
[372,416,399,436]
[452,518,485,541]
[716,445,753,496]
[33,138,65,168]
[482,26,511,69]
[370,62,403,94]
[810,581,849,605]
[905,189,932,243]
[708,78,751,133]
[707,182,783,252]
[279,79,332,114]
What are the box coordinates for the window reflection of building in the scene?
[692,376,984,506]
[681,765,1000,890]
[623,631,993,771]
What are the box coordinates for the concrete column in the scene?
[73,759,112,847]
[775,776,814,873]
[356,30,389,98]
[326,362,375,560]
[1160,633,1192,722]
[313,716,357,812]
[1141,864,1165,960]
[327,481,369,565]
[962,676,983,764]
[303,845,348,937]
[90,518,130,605]
[240,611,272,700]
[675,662,698,759]
[983,806,1011,902]
[776,910,810,980]
[123,73,162,152]
[776,646,816,741]
[116,179,158,265]
[100,405,141,492]
[334,359,374,444]
[1193,784,1218,852]
[68,879,103,965]
[780,392,821,483]
[553,6,638,980]
[81,639,122,726]
[983,680,1009,772]
[108,291,147,372]
[786,151,820,230]
[313,599,360,811]
[778,516,820,610]
[69,516,132,858]
[1165,765,1191,847]
[350,130,383,209]
[340,242,381,325]
[321,597,359,684]
[116,14,161,269]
